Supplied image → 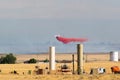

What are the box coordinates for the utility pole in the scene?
[72,54,75,74]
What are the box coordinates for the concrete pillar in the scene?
[49,46,55,71]
[110,51,118,62]
[77,44,84,74]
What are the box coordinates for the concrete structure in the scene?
[49,46,55,71]
[110,51,118,62]
[77,44,84,74]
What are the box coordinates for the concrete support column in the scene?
[110,51,118,62]
[77,44,84,74]
[49,46,55,71]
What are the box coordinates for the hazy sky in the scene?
[0,0,120,53]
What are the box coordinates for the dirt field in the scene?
[0,53,120,80]
[15,53,110,63]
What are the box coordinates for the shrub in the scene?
[44,58,49,63]
[0,53,16,64]
[28,58,37,63]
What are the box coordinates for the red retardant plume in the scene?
[55,35,88,44]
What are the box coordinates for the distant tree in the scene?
[28,58,37,63]
[0,56,4,63]
[0,53,16,64]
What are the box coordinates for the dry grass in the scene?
[0,53,119,80]
[0,61,119,80]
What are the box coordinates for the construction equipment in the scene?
[111,66,120,74]
[90,68,106,74]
